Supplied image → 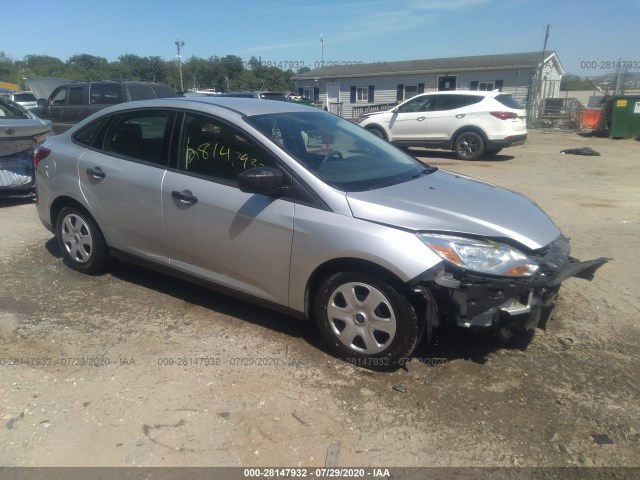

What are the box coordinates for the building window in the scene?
[356,87,368,101]
[470,80,504,91]
[404,85,418,100]
[302,88,315,100]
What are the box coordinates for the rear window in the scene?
[495,94,523,109]
[259,93,288,101]
[151,84,178,98]
[0,99,28,118]
[14,92,36,102]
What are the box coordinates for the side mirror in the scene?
[37,98,47,107]
[237,167,284,195]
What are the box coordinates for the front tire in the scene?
[454,131,485,160]
[366,127,387,141]
[56,206,109,274]
[314,272,419,370]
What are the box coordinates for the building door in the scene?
[438,76,457,91]
[326,83,342,116]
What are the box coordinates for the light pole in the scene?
[175,35,185,92]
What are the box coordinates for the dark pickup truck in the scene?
[28,78,178,133]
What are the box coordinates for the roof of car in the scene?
[93,96,319,117]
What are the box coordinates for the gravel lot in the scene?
[0,130,639,471]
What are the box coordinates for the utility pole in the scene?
[175,35,185,93]
[539,23,550,97]
[532,23,550,126]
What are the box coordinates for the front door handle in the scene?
[171,190,198,204]
[86,167,105,179]
[417,116,426,121]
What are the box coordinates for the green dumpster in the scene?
[601,95,640,138]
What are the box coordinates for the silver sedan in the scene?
[33,97,608,369]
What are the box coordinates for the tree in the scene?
[23,54,66,77]
[560,73,594,91]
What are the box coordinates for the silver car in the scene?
[34,97,607,369]
[0,96,52,195]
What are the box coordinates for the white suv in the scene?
[356,90,527,160]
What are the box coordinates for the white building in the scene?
[293,51,564,125]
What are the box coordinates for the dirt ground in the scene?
[0,130,639,471]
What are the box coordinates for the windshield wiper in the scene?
[411,166,437,179]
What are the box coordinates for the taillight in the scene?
[490,111,518,120]
[33,147,51,169]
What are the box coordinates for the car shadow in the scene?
[0,194,36,208]
[45,237,64,259]
[108,260,319,345]
[408,149,515,163]
[107,261,535,370]
[43,238,532,370]
[410,322,534,367]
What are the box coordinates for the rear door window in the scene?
[68,87,85,106]
[102,110,174,166]
[73,117,109,147]
[434,95,483,111]
[90,84,124,104]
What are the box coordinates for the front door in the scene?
[389,94,436,141]
[438,76,457,91]
[161,112,294,305]
[326,83,341,115]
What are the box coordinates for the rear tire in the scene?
[314,272,419,370]
[454,131,485,160]
[56,206,109,274]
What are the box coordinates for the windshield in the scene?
[246,111,433,191]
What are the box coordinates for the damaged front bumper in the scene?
[415,235,609,332]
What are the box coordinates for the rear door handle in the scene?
[417,116,426,121]
[86,167,105,178]
[171,190,198,204]
[455,114,466,119]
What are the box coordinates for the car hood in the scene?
[26,77,72,101]
[346,170,560,251]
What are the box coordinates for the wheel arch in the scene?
[305,257,415,320]
[50,196,96,235]
[451,125,488,148]
[364,124,388,141]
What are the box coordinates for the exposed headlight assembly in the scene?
[418,234,539,277]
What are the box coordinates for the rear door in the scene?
[77,109,175,262]
[161,111,295,305]
[423,94,481,141]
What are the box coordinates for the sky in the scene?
[1,0,639,76]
